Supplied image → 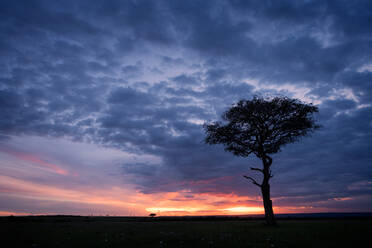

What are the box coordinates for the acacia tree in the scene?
[204,96,319,225]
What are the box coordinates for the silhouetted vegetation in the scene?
[1,215,371,247]
[204,96,320,225]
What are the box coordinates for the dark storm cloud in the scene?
[0,0,371,210]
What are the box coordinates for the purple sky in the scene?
[0,0,371,216]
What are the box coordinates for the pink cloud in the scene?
[0,147,69,176]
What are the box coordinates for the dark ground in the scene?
[1,215,371,248]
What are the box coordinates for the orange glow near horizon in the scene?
[222,206,263,213]
[145,206,264,216]
[0,211,32,216]
[0,173,327,216]
[0,147,332,216]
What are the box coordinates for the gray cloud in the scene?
[0,0,371,211]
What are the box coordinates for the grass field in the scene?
[1,216,371,247]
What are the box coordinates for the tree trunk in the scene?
[261,155,276,226]
[261,183,276,226]
[245,154,277,225]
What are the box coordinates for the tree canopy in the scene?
[204,96,320,158]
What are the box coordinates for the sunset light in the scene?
[222,207,263,214]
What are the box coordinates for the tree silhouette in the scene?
[204,96,320,225]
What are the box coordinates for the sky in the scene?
[0,0,372,216]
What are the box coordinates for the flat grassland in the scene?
[1,216,371,248]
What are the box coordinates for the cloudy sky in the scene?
[1,0,371,216]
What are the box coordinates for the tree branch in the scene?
[269,169,274,178]
[265,155,273,166]
[250,167,263,173]
[243,175,262,187]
